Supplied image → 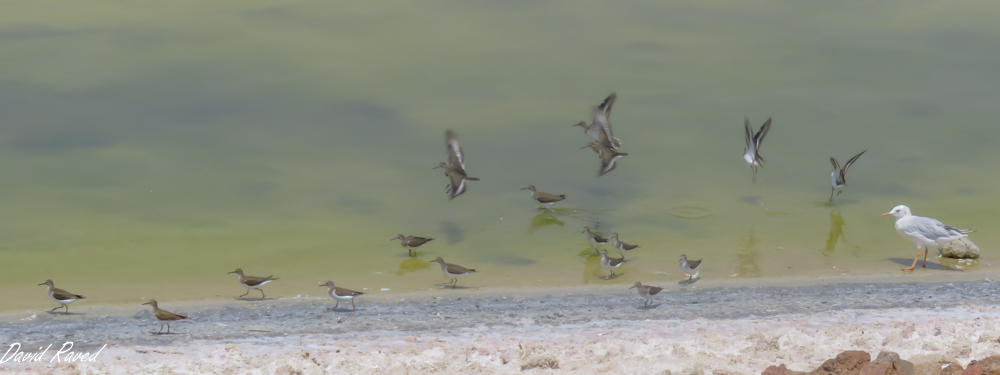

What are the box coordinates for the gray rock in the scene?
[938,237,979,259]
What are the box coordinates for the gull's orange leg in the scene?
[923,248,929,268]
[902,250,920,271]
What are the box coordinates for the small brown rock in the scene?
[938,237,979,259]
[909,354,962,375]
[763,364,807,375]
[963,355,1000,374]
[859,351,914,375]
[811,350,871,375]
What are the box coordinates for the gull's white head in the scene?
[881,205,911,218]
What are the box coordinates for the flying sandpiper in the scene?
[141,300,187,335]
[743,117,772,183]
[581,132,629,176]
[611,232,640,258]
[391,234,435,256]
[38,279,84,315]
[434,130,480,200]
[319,281,364,311]
[679,254,702,280]
[599,250,627,278]
[829,150,867,203]
[521,185,566,210]
[429,257,476,288]
[581,226,609,255]
[630,282,663,308]
[574,92,622,150]
[228,268,278,300]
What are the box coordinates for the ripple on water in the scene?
[668,205,712,219]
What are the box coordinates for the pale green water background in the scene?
[1,1,999,311]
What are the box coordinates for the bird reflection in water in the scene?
[528,211,565,234]
[394,257,432,276]
[737,229,761,277]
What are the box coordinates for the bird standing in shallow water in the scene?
[429,257,477,288]
[521,185,566,210]
[38,279,84,315]
[679,254,702,280]
[434,130,480,200]
[574,92,622,150]
[611,233,640,258]
[599,250,627,278]
[829,150,867,203]
[882,205,973,271]
[581,226,609,255]
[743,117,772,183]
[630,282,663,307]
[391,234,434,256]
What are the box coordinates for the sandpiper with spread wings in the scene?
[581,132,629,177]
[829,150,867,203]
[743,117,772,183]
[319,281,364,311]
[38,279,85,315]
[434,130,480,200]
[141,300,187,335]
[228,268,279,300]
[882,205,974,271]
[574,92,622,150]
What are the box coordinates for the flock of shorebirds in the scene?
[36,93,979,331]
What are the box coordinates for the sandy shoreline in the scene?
[2,281,999,374]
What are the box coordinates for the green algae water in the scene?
[1,1,999,311]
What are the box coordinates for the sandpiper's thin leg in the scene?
[902,250,921,271]
[409,248,414,257]
[156,324,164,335]
[923,248,929,268]
[352,300,356,311]
[259,289,266,300]
[333,301,339,311]
[239,290,250,298]
[751,166,757,183]
[166,324,171,334]
[451,278,458,289]
[64,305,69,315]
[829,188,835,203]
[50,306,61,312]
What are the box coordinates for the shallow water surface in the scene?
[0,1,998,311]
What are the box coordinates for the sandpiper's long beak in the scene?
[581,229,586,234]
[880,212,893,217]
[629,285,636,289]
[227,271,237,274]
[141,301,151,305]
[432,165,442,169]
[579,145,589,149]
[37,283,45,286]
[519,187,529,190]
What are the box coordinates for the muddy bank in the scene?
[1,281,998,374]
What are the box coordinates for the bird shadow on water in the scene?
[527,211,565,234]
[601,273,625,280]
[325,308,363,313]
[441,221,464,245]
[678,277,700,286]
[637,303,662,310]
[434,284,477,290]
[395,257,432,276]
[886,258,960,271]
[45,311,85,316]
[234,296,275,301]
